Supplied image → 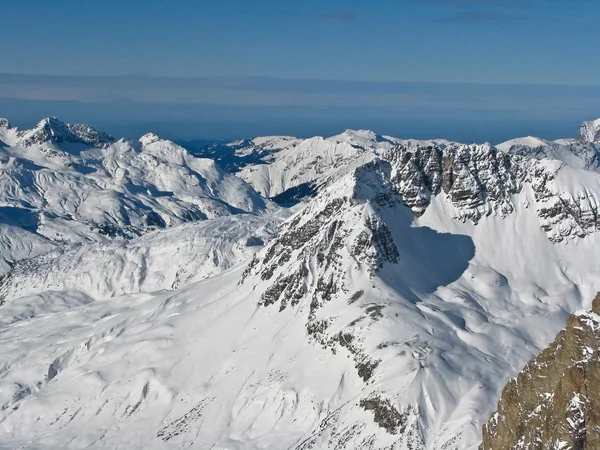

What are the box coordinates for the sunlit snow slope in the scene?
[0,210,290,304]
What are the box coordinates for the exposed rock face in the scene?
[235,134,600,243]
[240,161,426,447]
[481,294,600,450]
[382,141,600,243]
[383,142,521,221]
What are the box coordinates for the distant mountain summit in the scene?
[497,118,600,171]
[577,118,600,143]
[17,117,115,148]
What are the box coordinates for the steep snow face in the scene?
[0,222,55,276]
[0,117,275,270]
[496,136,548,151]
[4,154,600,449]
[0,211,289,304]
[0,118,19,147]
[577,118,600,143]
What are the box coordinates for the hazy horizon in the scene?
[2,0,599,143]
[3,73,599,144]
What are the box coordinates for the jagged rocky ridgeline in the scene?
[481,294,600,450]
[230,119,600,242]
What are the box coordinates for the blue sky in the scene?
[1,0,599,142]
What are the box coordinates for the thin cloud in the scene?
[437,9,530,23]
[425,0,529,7]
[423,0,588,10]
[321,11,356,21]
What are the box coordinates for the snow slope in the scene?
[0,117,274,272]
[4,142,600,449]
[0,210,290,304]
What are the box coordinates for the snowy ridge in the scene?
[233,120,600,242]
[498,137,600,171]
[17,117,116,149]
[236,130,403,199]
[497,119,600,171]
[0,117,274,272]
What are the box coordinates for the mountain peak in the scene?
[139,132,162,146]
[38,116,66,126]
[332,129,381,148]
[0,118,12,129]
[17,117,114,148]
[577,118,600,143]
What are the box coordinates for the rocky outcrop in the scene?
[382,142,521,221]
[481,293,600,450]
[381,140,600,243]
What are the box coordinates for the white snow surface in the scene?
[0,210,290,304]
[497,118,600,170]
[497,135,600,171]
[3,118,600,449]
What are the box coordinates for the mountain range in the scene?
[1,116,600,449]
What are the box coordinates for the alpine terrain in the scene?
[1,117,600,449]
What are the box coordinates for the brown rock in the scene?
[481,293,600,449]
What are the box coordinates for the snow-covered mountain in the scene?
[497,120,600,171]
[577,118,600,143]
[2,117,600,449]
[0,117,274,274]
[233,130,455,204]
